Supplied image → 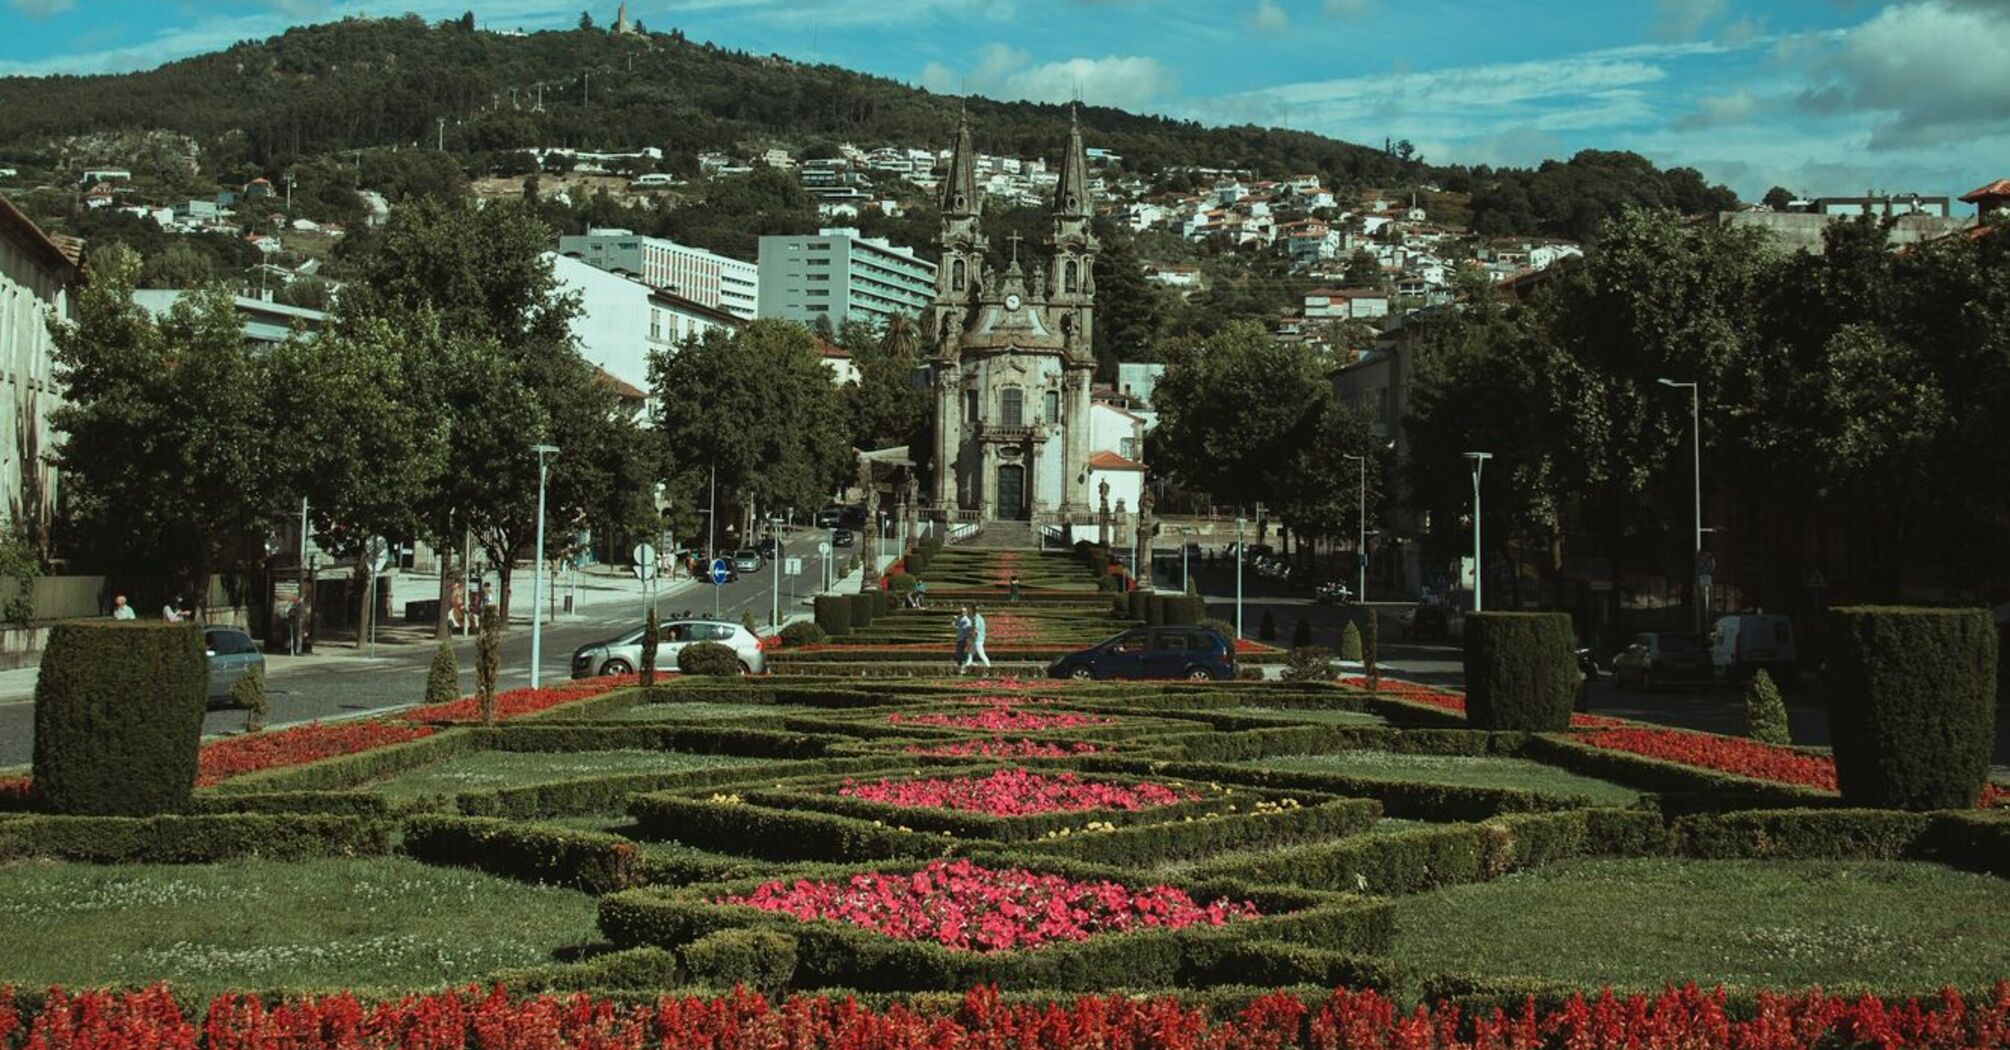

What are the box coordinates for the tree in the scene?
[49,247,278,594]
[1151,322,1329,511]
[578,10,594,30]
[839,318,928,451]
[457,10,476,31]
[1342,249,1381,288]
[1762,186,1795,212]
[1091,234,1162,378]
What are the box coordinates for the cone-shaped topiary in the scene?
[32,621,204,815]
[639,607,660,686]
[1827,606,1995,811]
[1743,668,1789,745]
[234,665,268,734]
[1293,616,1314,649]
[425,640,460,705]
[475,608,501,725]
[1260,609,1276,642]
[1338,620,1362,660]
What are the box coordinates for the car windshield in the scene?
[1658,634,1709,652]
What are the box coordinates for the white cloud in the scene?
[1324,0,1372,17]
[1797,0,2010,149]
[1248,0,1288,33]
[921,44,1176,109]
[8,0,73,16]
[1675,89,1759,129]
[1653,0,1728,40]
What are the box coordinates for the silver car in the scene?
[570,619,766,677]
[203,626,266,705]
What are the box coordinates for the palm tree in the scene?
[879,312,917,362]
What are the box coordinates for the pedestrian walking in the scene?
[953,606,973,674]
[110,594,136,620]
[969,606,992,672]
[1007,575,1021,602]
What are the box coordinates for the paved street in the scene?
[0,528,854,768]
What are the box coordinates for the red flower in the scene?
[1578,726,1840,791]
[889,705,1115,732]
[839,768,1190,816]
[401,673,637,723]
[196,723,435,786]
[904,739,1103,758]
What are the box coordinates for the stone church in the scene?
[926,116,1113,523]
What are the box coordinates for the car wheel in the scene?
[1185,667,1215,681]
[1069,666,1096,681]
[601,658,633,675]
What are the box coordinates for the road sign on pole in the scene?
[711,558,731,585]
[784,557,803,576]
[631,544,657,581]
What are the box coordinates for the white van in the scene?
[1710,614,1800,683]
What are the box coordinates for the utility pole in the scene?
[437,117,446,151]
[296,497,308,656]
[1464,452,1492,612]
[708,461,720,619]
[1235,515,1246,640]
[530,444,561,687]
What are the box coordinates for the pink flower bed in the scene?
[716,858,1258,952]
[890,705,1114,732]
[905,739,1103,758]
[839,768,1191,816]
[1338,676,1631,728]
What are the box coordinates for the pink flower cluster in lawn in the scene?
[890,705,1114,732]
[905,739,1103,758]
[839,768,1191,816]
[716,859,1258,952]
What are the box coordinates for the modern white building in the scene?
[557,229,758,320]
[131,290,327,346]
[0,198,79,549]
[756,227,936,330]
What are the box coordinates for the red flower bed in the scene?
[1578,727,1841,791]
[967,676,1066,691]
[402,673,636,723]
[196,722,436,787]
[716,858,1257,952]
[5,982,2010,1050]
[839,768,1191,816]
[1338,676,1631,729]
[905,739,1103,758]
[0,776,28,806]
[984,613,1040,645]
[1234,637,1279,654]
[889,706,1114,732]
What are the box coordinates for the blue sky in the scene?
[4,0,2005,203]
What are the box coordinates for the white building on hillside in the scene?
[558,229,758,319]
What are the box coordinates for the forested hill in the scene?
[0,14,1739,239]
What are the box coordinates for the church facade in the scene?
[927,117,1103,523]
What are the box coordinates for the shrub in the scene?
[1292,617,1313,650]
[476,607,501,724]
[1237,667,1264,680]
[681,929,798,993]
[888,572,917,596]
[1145,593,1166,626]
[847,592,876,630]
[1097,574,1119,592]
[813,594,850,638]
[1260,610,1276,642]
[1826,606,1996,811]
[640,608,661,686]
[1364,611,1381,691]
[1337,621,1361,659]
[778,621,827,648]
[1743,669,1789,745]
[679,641,743,677]
[233,665,268,733]
[1462,612,1577,732]
[1200,618,1236,642]
[31,621,205,816]
[1282,647,1337,683]
[742,610,761,635]
[425,640,460,705]
[404,815,642,893]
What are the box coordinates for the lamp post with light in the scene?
[529,443,560,688]
[1463,452,1491,612]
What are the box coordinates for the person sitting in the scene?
[908,579,929,609]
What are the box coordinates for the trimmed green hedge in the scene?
[403,814,644,892]
[1671,808,1930,860]
[0,812,389,863]
[1028,798,1381,867]
[31,621,206,815]
[627,792,959,862]
[188,791,394,818]
[1826,606,1997,811]
[456,756,912,820]
[681,928,800,993]
[1927,811,2010,877]
[1461,612,1577,732]
[491,947,683,994]
[814,594,850,637]
[1519,734,1833,814]
[1071,755,1589,822]
[208,729,480,794]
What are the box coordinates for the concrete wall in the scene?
[1718,210,1969,254]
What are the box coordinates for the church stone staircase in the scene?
[955,520,1039,549]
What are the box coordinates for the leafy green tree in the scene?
[1762,186,1795,212]
[1342,249,1381,288]
[1091,233,1162,377]
[49,248,277,595]
[1152,322,1328,511]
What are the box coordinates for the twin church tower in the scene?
[926,114,1101,523]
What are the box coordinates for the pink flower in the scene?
[839,768,1192,816]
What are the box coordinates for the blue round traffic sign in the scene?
[710,558,731,585]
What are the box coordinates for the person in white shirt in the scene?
[162,596,184,623]
[111,594,136,620]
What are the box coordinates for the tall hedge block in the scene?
[846,593,876,630]
[813,595,850,638]
[1826,606,1996,811]
[32,621,206,816]
[1462,612,1577,732]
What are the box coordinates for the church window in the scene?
[1001,387,1024,427]
[964,390,978,421]
[951,258,966,292]
[1063,260,1079,294]
[1043,389,1059,422]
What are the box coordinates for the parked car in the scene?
[831,528,855,548]
[695,554,738,584]
[1314,581,1353,605]
[1611,632,1716,691]
[731,548,764,574]
[571,619,766,678]
[1047,626,1237,682]
[1711,613,1800,683]
[816,506,845,528]
[203,626,265,706]
[756,536,782,559]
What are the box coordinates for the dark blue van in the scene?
[1047,626,1238,682]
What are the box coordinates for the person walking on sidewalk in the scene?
[953,606,973,674]
[968,606,992,673]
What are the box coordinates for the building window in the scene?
[951,258,966,292]
[1064,260,1078,294]
[1121,438,1137,459]
[1043,389,1059,422]
[964,390,978,421]
[1001,386,1024,427]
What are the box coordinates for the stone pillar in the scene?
[1097,478,1111,546]
[859,459,880,589]
[980,443,997,521]
[1136,487,1154,589]
[933,366,961,513]
[1069,369,1094,512]
[905,476,921,545]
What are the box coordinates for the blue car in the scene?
[1047,626,1237,682]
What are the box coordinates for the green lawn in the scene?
[0,857,597,995]
[1390,858,2010,991]
[361,749,760,802]
[1221,706,1387,726]
[1242,750,1642,804]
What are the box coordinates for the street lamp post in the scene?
[769,514,782,628]
[1234,516,1247,640]
[529,444,560,688]
[1178,527,1193,594]
[1343,453,1368,603]
[1463,452,1491,612]
[1658,378,1703,632]
[708,461,720,619]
